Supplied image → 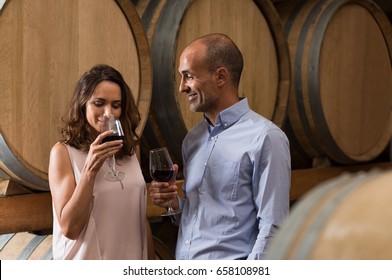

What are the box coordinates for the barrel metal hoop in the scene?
[293,0,326,155]
[0,233,15,251]
[17,234,47,260]
[0,133,49,190]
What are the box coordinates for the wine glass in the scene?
[149,147,181,216]
[101,115,125,182]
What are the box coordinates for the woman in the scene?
[49,64,147,259]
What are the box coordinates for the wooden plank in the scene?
[148,163,392,214]
[1,162,391,234]
[291,162,392,201]
[0,180,182,234]
[0,179,33,196]
[0,192,52,234]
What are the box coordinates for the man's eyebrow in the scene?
[180,69,192,75]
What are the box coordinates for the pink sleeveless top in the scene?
[52,144,147,259]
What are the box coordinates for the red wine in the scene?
[151,169,174,182]
[102,135,124,143]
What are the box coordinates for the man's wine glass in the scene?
[101,115,125,182]
[149,147,181,216]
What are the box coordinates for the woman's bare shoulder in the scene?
[51,142,67,153]
[49,142,71,164]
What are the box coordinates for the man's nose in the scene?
[179,79,190,93]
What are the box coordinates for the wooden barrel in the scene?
[0,227,173,260]
[0,232,52,260]
[134,0,290,175]
[276,0,392,164]
[0,0,151,191]
[373,0,392,20]
[149,217,178,260]
[265,169,392,259]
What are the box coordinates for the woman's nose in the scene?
[104,106,113,117]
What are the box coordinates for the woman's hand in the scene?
[84,130,123,173]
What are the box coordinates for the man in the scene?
[150,33,291,259]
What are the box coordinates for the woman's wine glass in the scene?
[149,147,181,216]
[101,115,125,182]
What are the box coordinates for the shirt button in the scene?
[210,136,214,140]
[185,240,190,245]
[224,123,228,127]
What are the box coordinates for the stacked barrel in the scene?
[134,0,291,175]
[0,0,152,259]
[277,0,392,168]
[1,0,391,260]
[266,169,392,259]
[0,0,152,191]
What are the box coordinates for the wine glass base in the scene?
[161,209,182,216]
[104,171,125,182]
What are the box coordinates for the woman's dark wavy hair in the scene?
[60,64,141,159]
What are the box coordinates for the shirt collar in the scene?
[204,97,250,132]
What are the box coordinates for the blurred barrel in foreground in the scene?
[0,0,151,190]
[134,0,290,173]
[276,0,392,165]
[265,169,392,259]
[0,232,52,260]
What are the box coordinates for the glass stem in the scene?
[111,155,117,175]
[168,200,174,213]
[112,155,124,189]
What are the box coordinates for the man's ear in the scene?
[215,67,228,86]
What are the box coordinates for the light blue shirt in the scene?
[175,98,291,260]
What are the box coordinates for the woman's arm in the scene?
[49,130,122,239]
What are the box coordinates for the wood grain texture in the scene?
[0,0,151,190]
[0,192,52,234]
[135,0,290,170]
[277,0,392,164]
[267,169,392,259]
